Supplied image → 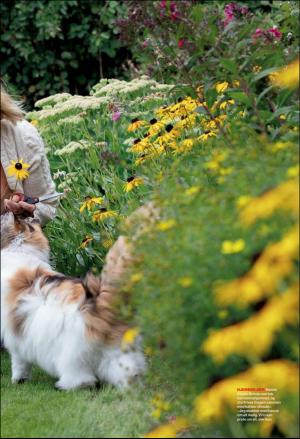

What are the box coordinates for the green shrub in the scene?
[1,0,128,108]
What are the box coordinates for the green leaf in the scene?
[227,91,251,106]
[220,59,237,74]
[250,67,279,83]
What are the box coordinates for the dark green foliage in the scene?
[1,0,128,108]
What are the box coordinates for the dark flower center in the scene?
[204,130,211,134]
[127,176,136,182]
[134,138,141,144]
[15,162,23,170]
[100,208,107,212]
[150,118,157,124]
[131,118,139,123]
[177,97,183,103]
[165,124,173,132]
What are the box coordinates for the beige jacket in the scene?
[1,119,58,225]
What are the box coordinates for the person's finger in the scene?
[18,201,36,214]
[4,200,23,214]
[11,194,22,202]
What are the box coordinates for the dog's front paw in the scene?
[11,377,29,384]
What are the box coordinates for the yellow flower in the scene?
[156,219,177,231]
[177,277,193,288]
[236,195,252,208]
[130,273,143,284]
[79,235,93,249]
[271,141,293,152]
[144,418,189,438]
[221,239,245,254]
[215,226,299,307]
[240,179,299,225]
[203,284,298,363]
[176,138,194,152]
[219,99,235,110]
[215,81,229,93]
[79,196,103,213]
[219,167,233,176]
[232,80,240,87]
[124,176,144,192]
[184,186,200,196]
[92,209,118,222]
[7,159,30,180]
[271,58,299,89]
[287,165,299,178]
[121,327,140,350]
[30,119,38,126]
[205,160,220,171]
[199,131,217,142]
[127,118,146,132]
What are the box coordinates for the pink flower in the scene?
[252,28,264,38]
[160,0,166,8]
[268,27,282,39]
[178,39,184,49]
[111,111,121,122]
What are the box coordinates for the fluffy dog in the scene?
[1,213,145,390]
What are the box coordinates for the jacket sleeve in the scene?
[20,121,58,226]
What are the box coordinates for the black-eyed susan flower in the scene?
[92,208,118,222]
[215,81,229,93]
[79,235,93,249]
[124,176,144,192]
[127,118,146,132]
[7,159,30,180]
[79,196,103,213]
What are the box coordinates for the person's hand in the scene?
[4,194,36,217]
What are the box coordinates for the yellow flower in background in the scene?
[215,225,299,307]
[121,327,140,350]
[92,209,118,222]
[124,176,144,192]
[127,118,146,132]
[287,165,299,178]
[232,80,240,87]
[79,196,103,213]
[240,179,299,225]
[144,417,189,438]
[194,360,299,424]
[203,284,299,363]
[130,272,143,284]
[7,159,30,180]
[271,58,299,89]
[157,219,177,231]
[30,119,38,127]
[177,277,193,288]
[199,131,217,142]
[221,239,245,254]
[271,141,293,152]
[79,235,93,249]
[215,81,229,93]
[236,195,253,208]
[185,186,200,196]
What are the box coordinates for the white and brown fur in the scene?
[1,213,145,390]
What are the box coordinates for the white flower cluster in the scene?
[55,139,90,156]
[91,77,173,99]
[30,95,109,122]
[57,114,85,126]
[35,93,72,108]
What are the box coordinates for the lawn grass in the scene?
[1,350,154,438]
